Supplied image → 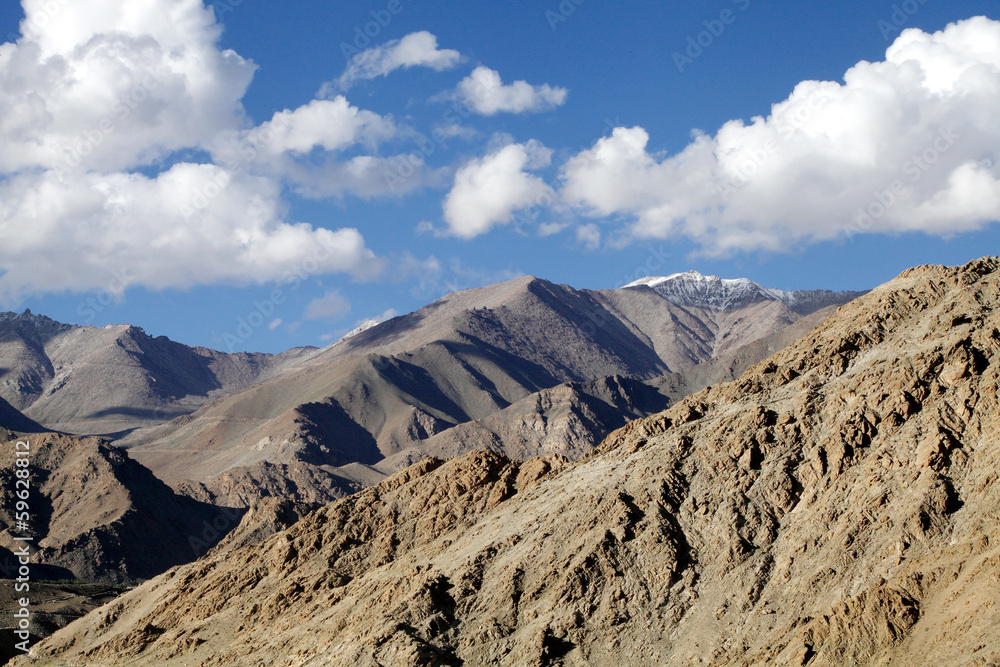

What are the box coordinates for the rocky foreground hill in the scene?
[16,257,998,666]
[0,433,242,584]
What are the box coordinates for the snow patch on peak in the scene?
[623,271,781,311]
[324,319,381,350]
[622,272,867,314]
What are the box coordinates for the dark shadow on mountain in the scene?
[295,401,384,466]
[0,396,46,433]
[436,334,563,392]
[0,628,44,664]
[0,547,75,581]
[88,406,187,421]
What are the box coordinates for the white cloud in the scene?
[454,66,568,115]
[443,141,555,238]
[250,98,396,155]
[329,31,462,92]
[206,97,424,200]
[304,291,352,320]
[0,0,417,301]
[0,165,380,301]
[0,0,254,174]
[268,318,283,330]
[576,223,601,250]
[538,221,570,237]
[561,16,1000,254]
[432,122,479,142]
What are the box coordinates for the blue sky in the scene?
[0,0,997,352]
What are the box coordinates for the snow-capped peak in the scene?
[621,271,863,313]
[323,319,382,350]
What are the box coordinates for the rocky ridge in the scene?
[0,433,243,584]
[0,310,316,437]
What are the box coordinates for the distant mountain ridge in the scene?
[624,270,868,314]
[0,273,865,511]
[122,275,863,505]
[0,310,317,437]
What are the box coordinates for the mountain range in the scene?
[0,269,869,662]
[15,257,997,666]
[0,310,315,437]
[0,432,241,584]
[113,273,862,505]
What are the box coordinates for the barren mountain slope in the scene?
[0,433,243,584]
[375,306,842,477]
[0,310,316,436]
[125,277,857,491]
[372,375,669,473]
[170,304,841,498]
[20,258,999,666]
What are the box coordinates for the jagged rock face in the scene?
[0,433,244,584]
[175,461,363,509]
[17,257,1000,666]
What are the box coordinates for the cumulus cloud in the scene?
[250,98,396,155]
[454,66,568,115]
[304,291,352,320]
[207,97,425,200]
[0,0,254,174]
[561,17,1000,254]
[443,141,555,238]
[0,165,380,301]
[329,31,462,92]
[0,0,411,301]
